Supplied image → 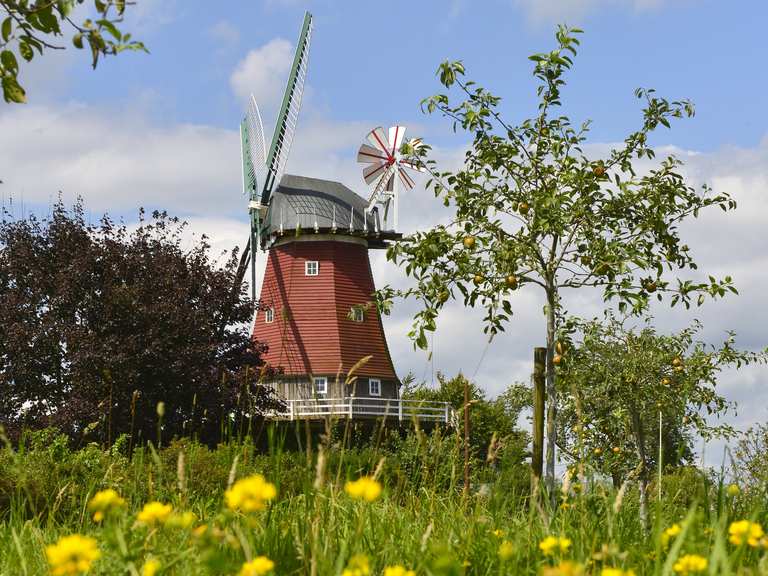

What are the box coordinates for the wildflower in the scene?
[601,568,635,576]
[137,502,173,526]
[45,534,101,576]
[539,536,572,556]
[672,554,707,575]
[498,540,514,560]
[192,524,208,538]
[344,476,382,502]
[542,561,584,576]
[239,556,275,576]
[661,524,682,548]
[728,520,765,547]
[384,566,416,576]
[166,511,197,529]
[225,474,277,513]
[142,558,161,576]
[493,529,505,538]
[726,484,740,497]
[88,489,126,522]
[342,554,370,576]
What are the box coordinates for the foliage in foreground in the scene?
[0,202,277,446]
[1,425,768,575]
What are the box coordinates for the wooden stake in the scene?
[463,376,470,498]
[532,347,546,493]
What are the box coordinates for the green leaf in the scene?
[2,75,27,103]
[1,17,12,42]
[0,50,18,74]
[72,33,84,49]
[97,19,122,41]
[18,41,33,62]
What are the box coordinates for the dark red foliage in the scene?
[0,200,281,446]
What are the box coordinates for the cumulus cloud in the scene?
[230,39,295,109]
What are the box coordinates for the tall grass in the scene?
[0,421,764,575]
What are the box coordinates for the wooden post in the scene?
[532,347,546,493]
[463,376,471,498]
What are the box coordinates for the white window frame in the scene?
[352,307,364,322]
[265,307,274,323]
[369,378,381,397]
[305,261,319,276]
[313,376,327,395]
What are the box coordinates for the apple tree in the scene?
[555,313,766,527]
[0,0,145,103]
[381,26,738,493]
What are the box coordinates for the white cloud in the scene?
[230,39,294,109]
[209,20,241,49]
[514,0,671,23]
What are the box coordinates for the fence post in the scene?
[532,347,546,495]
[444,403,449,424]
[349,397,353,419]
[398,399,403,421]
[289,400,295,421]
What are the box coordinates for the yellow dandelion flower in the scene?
[239,556,275,576]
[726,484,740,497]
[142,558,161,576]
[600,568,635,576]
[165,511,197,529]
[87,489,126,522]
[344,476,382,502]
[45,534,100,576]
[539,536,572,555]
[498,540,514,560]
[384,566,416,576]
[661,523,682,548]
[342,554,370,576]
[137,502,173,526]
[492,528,505,538]
[673,554,707,575]
[542,561,584,576]
[729,520,765,547]
[225,474,277,513]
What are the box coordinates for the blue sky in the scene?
[2,0,768,465]
[62,0,768,151]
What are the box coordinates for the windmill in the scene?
[357,126,424,232]
[238,11,313,301]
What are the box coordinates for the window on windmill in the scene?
[352,307,364,322]
[313,376,328,395]
[265,308,274,323]
[305,261,319,276]
[369,378,381,397]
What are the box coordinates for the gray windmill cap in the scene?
[266,174,400,247]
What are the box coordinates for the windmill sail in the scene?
[261,11,313,207]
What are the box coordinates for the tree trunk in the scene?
[544,287,557,502]
[629,406,650,532]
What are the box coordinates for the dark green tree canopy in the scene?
[0,201,278,446]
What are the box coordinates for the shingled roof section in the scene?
[266,175,400,247]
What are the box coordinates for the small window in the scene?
[352,307,364,323]
[265,308,274,323]
[305,261,319,276]
[369,378,381,397]
[313,376,327,395]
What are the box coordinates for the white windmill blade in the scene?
[246,95,268,184]
[363,161,390,185]
[367,165,395,206]
[388,126,406,156]
[366,126,392,157]
[398,158,426,172]
[357,143,390,164]
[397,165,416,189]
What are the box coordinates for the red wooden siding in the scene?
[253,238,398,381]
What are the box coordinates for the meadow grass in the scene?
[0,422,765,575]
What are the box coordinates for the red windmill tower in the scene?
[237,13,450,424]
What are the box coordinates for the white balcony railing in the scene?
[271,397,457,426]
